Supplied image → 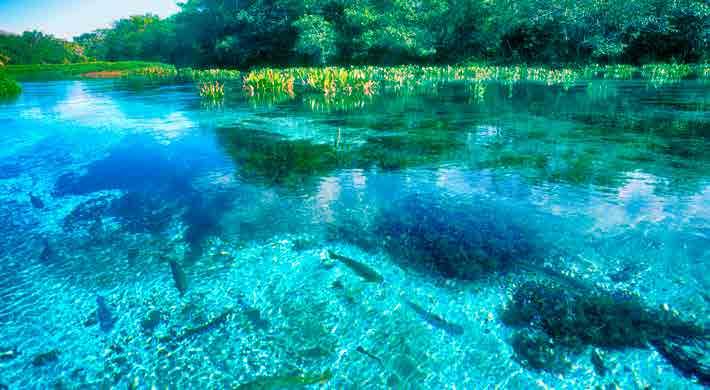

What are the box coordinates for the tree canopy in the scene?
[2,0,708,66]
[0,31,85,65]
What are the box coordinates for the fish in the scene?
[29,193,44,209]
[0,346,19,361]
[328,250,384,283]
[39,239,54,262]
[159,309,234,343]
[31,349,59,367]
[591,348,606,376]
[356,346,384,367]
[96,295,115,332]
[405,300,464,336]
[235,370,332,389]
[168,259,188,296]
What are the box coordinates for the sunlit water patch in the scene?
[0,79,708,388]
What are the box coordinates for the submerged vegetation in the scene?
[502,280,710,385]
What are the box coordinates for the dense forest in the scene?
[2,0,709,67]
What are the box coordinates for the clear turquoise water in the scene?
[0,79,708,388]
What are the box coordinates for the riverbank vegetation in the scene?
[0,73,22,98]
[2,61,164,80]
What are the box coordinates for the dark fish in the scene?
[235,370,332,389]
[29,193,44,209]
[96,295,115,332]
[356,346,384,367]
[169,259,188,296]
[328,251,384,283]
[405,300,464,336]
[0,346,19,361]
[32,349,59,366]
[39,239,54,262]
[159,309,234,343]
[140,310,163,334]
[591,348,606,376]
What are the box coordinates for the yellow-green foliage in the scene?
[127,66,241,82]
[241,63,710,100]
[198,81,225,99]
[641,64,693,86]
[243,69,296,96]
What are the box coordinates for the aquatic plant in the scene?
[641,64,693,86]
[128,65,178,79]
[603,64,636,80]
[242,68,296,96]
[371,195,539,280]
[0,74,21,98]
[502,280,710,384]
[198,80,225,100]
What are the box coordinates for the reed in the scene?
[198,81,225,100]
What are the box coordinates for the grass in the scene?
[0,73,22,98]
[3,61,166,80]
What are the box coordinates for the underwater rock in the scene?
[96,295,115,332]
[108,192,175,234]
[32,349,59,367]
[502,280,709,382]
[29,193,44,209]
[510,331,570,372]
[168,259,188,296]
[63,193,175,234]
[328,250,384,283]
[62,196,112,232]
[140,310,163,334]
[0,346,19,361]
[373,195,540,280]
[405,300,464,336]
[234,370,332,389]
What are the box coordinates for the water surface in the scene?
[0,79,708,388]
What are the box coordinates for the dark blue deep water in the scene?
[0,79,708,388]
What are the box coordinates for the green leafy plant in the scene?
[0,74,21,98]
